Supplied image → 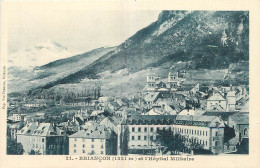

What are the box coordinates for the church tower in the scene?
[168,70,179,89]
[147,68,156,90]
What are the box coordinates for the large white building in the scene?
[126,114,225,154]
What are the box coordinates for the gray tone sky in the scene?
[6,3,160,53]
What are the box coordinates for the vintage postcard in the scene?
[0,0,260,167]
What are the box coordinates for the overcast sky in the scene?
[5,3,161,53]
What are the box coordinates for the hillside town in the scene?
[7,68,249,155]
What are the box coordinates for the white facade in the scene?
[207,93,227,111]
[128,125,172,150]
[128,124,213,150]
[127,116,225,154]
[69,138,107,155]
[17,135,32,154]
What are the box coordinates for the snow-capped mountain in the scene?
[8,40,80,69]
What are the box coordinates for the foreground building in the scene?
[17,122,68,155]
[17,122,39,154]
[126,115,177,154]
[69,124,117,155]
[126,114,225,154]
[30,123,68,155]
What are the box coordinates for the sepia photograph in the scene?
[0,1,259,168]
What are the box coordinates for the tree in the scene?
[183,136,203,154]
[183,136,213,155]
[154,130,209,155]
[154,130,185,155]
[6,137,24,155]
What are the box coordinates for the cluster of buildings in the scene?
[7,69,249,155]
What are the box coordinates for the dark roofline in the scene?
[126,114,222,127]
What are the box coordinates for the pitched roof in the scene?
[17,122,39,136]
[202,111,237,121]
[170,103,182,113]
[90,110,104,117]
[176,115,225,127]
[207,93,225,101]
[156,98,182,113]
[207,104,226,111]
[31,123,64,136]
[229,114,249,125]
[145,107,165,115]
[69,124,110,139]
[178,109,196,116]
[127,114,177,125]
[176,115,216,122]
[143,92,160,102]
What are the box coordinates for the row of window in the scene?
[131,135,156,141]
[191,139,208,146]
[73,149,104,154]
[130,144,159,147]
[175,127,208,137]
[131,126,209,137]
[130,134,210,147]
[130,139,209,147]
[33,144,44,149]
[74,138,103,142]
[131,127,170,133]
[73,144,103,149]
[148,83,155,87]
[32,137,45,142]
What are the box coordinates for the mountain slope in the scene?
[8,47,115,93]
[39,11,248,90]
